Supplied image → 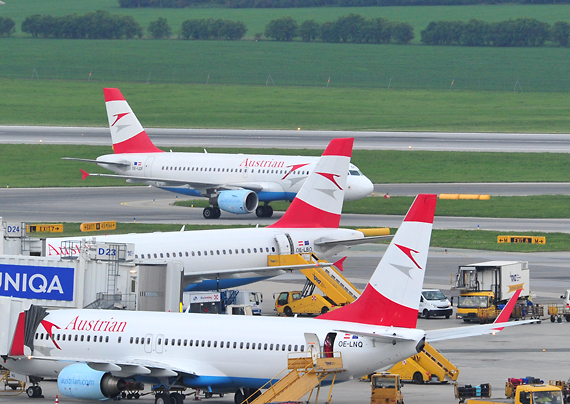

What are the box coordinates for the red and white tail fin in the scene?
[269,138,353,229]
[103,88,163,154]
[318,194,437,328]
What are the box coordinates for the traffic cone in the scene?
[55,395,59,404]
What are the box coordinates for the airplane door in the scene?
[156,334,164,354]
[274,233,294,255]
[144,334,153,354]
[304,333,321,362]
[144,157,155,178]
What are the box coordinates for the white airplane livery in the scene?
[68,88,373,219]
[4,194,531,404]
[50,138,383,291]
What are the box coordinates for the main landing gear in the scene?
[203,207,221,219]
[255,204,273,218]
[154,391,185,404]
[234,388,261,404]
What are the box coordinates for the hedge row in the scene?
[421,18,570,47]
[118,0,570,8]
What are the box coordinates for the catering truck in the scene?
[183,290,262,315]
[453,261,530,322]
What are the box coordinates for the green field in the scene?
[4,0,570,43]
[3,80,570,131]
[2,38,570,92]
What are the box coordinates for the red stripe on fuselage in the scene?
[9,312,26,356]
[112,131,163,154]
[316,284,418,328]
[268,198,340,228]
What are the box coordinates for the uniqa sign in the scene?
[0,264,74,301]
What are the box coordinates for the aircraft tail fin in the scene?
[103,88,163,154]
[317,194,437,328]
[268,138,353,229]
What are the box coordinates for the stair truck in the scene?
[270,253,360,316]
[453,261,530,323]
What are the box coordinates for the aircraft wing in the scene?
[425,289,539,342]
[61,157,130,167]
[333,329,418,344]
[28,356,225,379]
[315,235,393,252]
[77,170,266,195]
[184,262,334,283]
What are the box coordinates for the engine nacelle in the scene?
[217,189,258,215]
[57,363,126,400]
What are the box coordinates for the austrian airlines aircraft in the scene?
[5,194,531,404]
[68,88,373,219]
[50,138,384,292]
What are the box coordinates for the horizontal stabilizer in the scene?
[334,329,418,344]
[62,157,130,167]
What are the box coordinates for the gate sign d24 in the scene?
[497,235,546,244]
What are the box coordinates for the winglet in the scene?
[491,289,522,330]
[269,138,353,229]
[9,312,26,357]
[80,169,89,180]
[317,194,437,328]
[333,257,346,272]
[103,88,163,154]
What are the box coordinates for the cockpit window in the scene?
[349,170,360,176]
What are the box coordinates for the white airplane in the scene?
[4,194,531,404]
[49,138,385,292]
[67,88,373,219]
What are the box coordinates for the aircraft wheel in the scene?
[155,392,170,404]
[213,207,221,219]
[412,372,424,384]
[234,389,246,404]
[284,306,293,317]
[203,207,214,219]
[266,205,273,217]
[170,392,184,404]
[255,206,266,217]
[26,386,36,398]
[205,392,213,398]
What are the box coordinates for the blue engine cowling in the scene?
[57,363,126,400]
[217,189,258,214]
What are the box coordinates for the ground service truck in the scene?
[453,261,530,322]
[456,382,563,404]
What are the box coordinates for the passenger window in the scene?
[247,248,251,253]
[165,339,169,346]
[201,340,205,347]
[229,250,232,255]
[270,344,274,350]
[240,342,244,349]
[217,250,220,255]
[204,251,207,256]
[210,250,214,255]
[288,344,292,351]
[185,252,189,257]
[136,337,140,344]
[75,335,78,342]
[118,337,122,343]
[233,342,237,349]
[178,339,182,346]
[106,336,109,343]
[226,342,230,348]
[184,340,187,346]
[246,343,250,349]
[254,248,257,253]
[294,344,298,351]
[223,250,226,255]
[154,253,157,258]
[241,249,245,254]
[147,338,151,344]
[282,344,286,351]
[264,343,268,350]
[198,251,201,256]
[162,253,165,258]
[213,341,216,347]
[258,343,262,350]
[86,335,89,342]
[80,335,84,342]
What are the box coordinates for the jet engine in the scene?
[57,363,127,400]
[217,190,258,215]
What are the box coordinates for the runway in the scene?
[1,186,569,232]
[2,126,570,152]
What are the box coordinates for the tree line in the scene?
[264,15,414,44]
[0,16,16,37]
[421,18,570,47]
[118,0,570,8]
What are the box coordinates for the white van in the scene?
[419,289,452,319]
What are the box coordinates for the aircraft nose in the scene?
[359,176,374,198]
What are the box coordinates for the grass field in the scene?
[2,38,570,92]
[3,80,570,131]
[28,222,570,252]
[3,144,570,188]
[4,0,570,43]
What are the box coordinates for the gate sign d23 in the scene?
[80,221,117,232]
[497,236,546,244]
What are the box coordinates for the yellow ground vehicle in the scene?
[271,253,360,316]
[453,261,530,323]
[388,343,459,384]
[371,374,403,404]
[458,382,563,404]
